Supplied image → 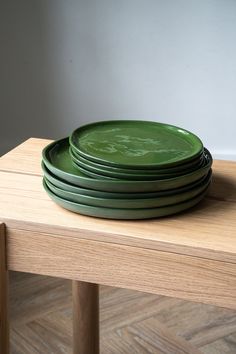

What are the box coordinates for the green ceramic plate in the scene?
[42,162,211,199]
[70,120,203,169]
[70,147,204,181]
[71,160,118,180]
[70,146,204,176]
[44,171,211,209]
[43,179,209,219]
[42,138,212,193]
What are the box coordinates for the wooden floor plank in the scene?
[9,272,236,354]
[118,317,203,354]
[200,332,236,354]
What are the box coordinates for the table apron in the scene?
[6,227,236,310]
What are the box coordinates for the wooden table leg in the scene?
[0,223,9,354]
[72,280,99,354]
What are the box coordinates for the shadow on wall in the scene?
[1,1,55,155]
[1,0,121,155]
[1,0,236,158]
[0,0,118,156]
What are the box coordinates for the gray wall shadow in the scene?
[1,0,236,158]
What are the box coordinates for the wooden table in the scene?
[0,138,236,354]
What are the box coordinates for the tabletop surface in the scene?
[0,138,236,264]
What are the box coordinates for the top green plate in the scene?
[70,120,203,169]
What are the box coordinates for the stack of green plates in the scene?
[42,120,212,219]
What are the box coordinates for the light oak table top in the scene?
[0,138,236,309]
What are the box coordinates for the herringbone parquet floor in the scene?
[10,271,236,354]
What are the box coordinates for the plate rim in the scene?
[70,146,204,175]
[70,120,204,169]
[42,137,212,193]
[43,178,209,219]
[70,147,205,181]
[42,162,212,199]
[43,172,211,209]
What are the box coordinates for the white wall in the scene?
[1,0,236,159]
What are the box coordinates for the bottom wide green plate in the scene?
[44,171,211,209]
[43,179,209,220]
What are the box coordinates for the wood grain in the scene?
[0,137,236,264]
[10,273,236,354]
[0,138,51,176]
[7,228,236,309]
[0,223,9,354]
[72,281,99,354]
[1,138,236,353]
[0,169,236,264]
[118,317,203,354]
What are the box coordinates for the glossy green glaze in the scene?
[44,172,211,209]
[70,146,204,176]
[42,163,211,199]
[70,120,203,169]
[70,148,204,181]
[43,179,209,220]
[42,138,212,193]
